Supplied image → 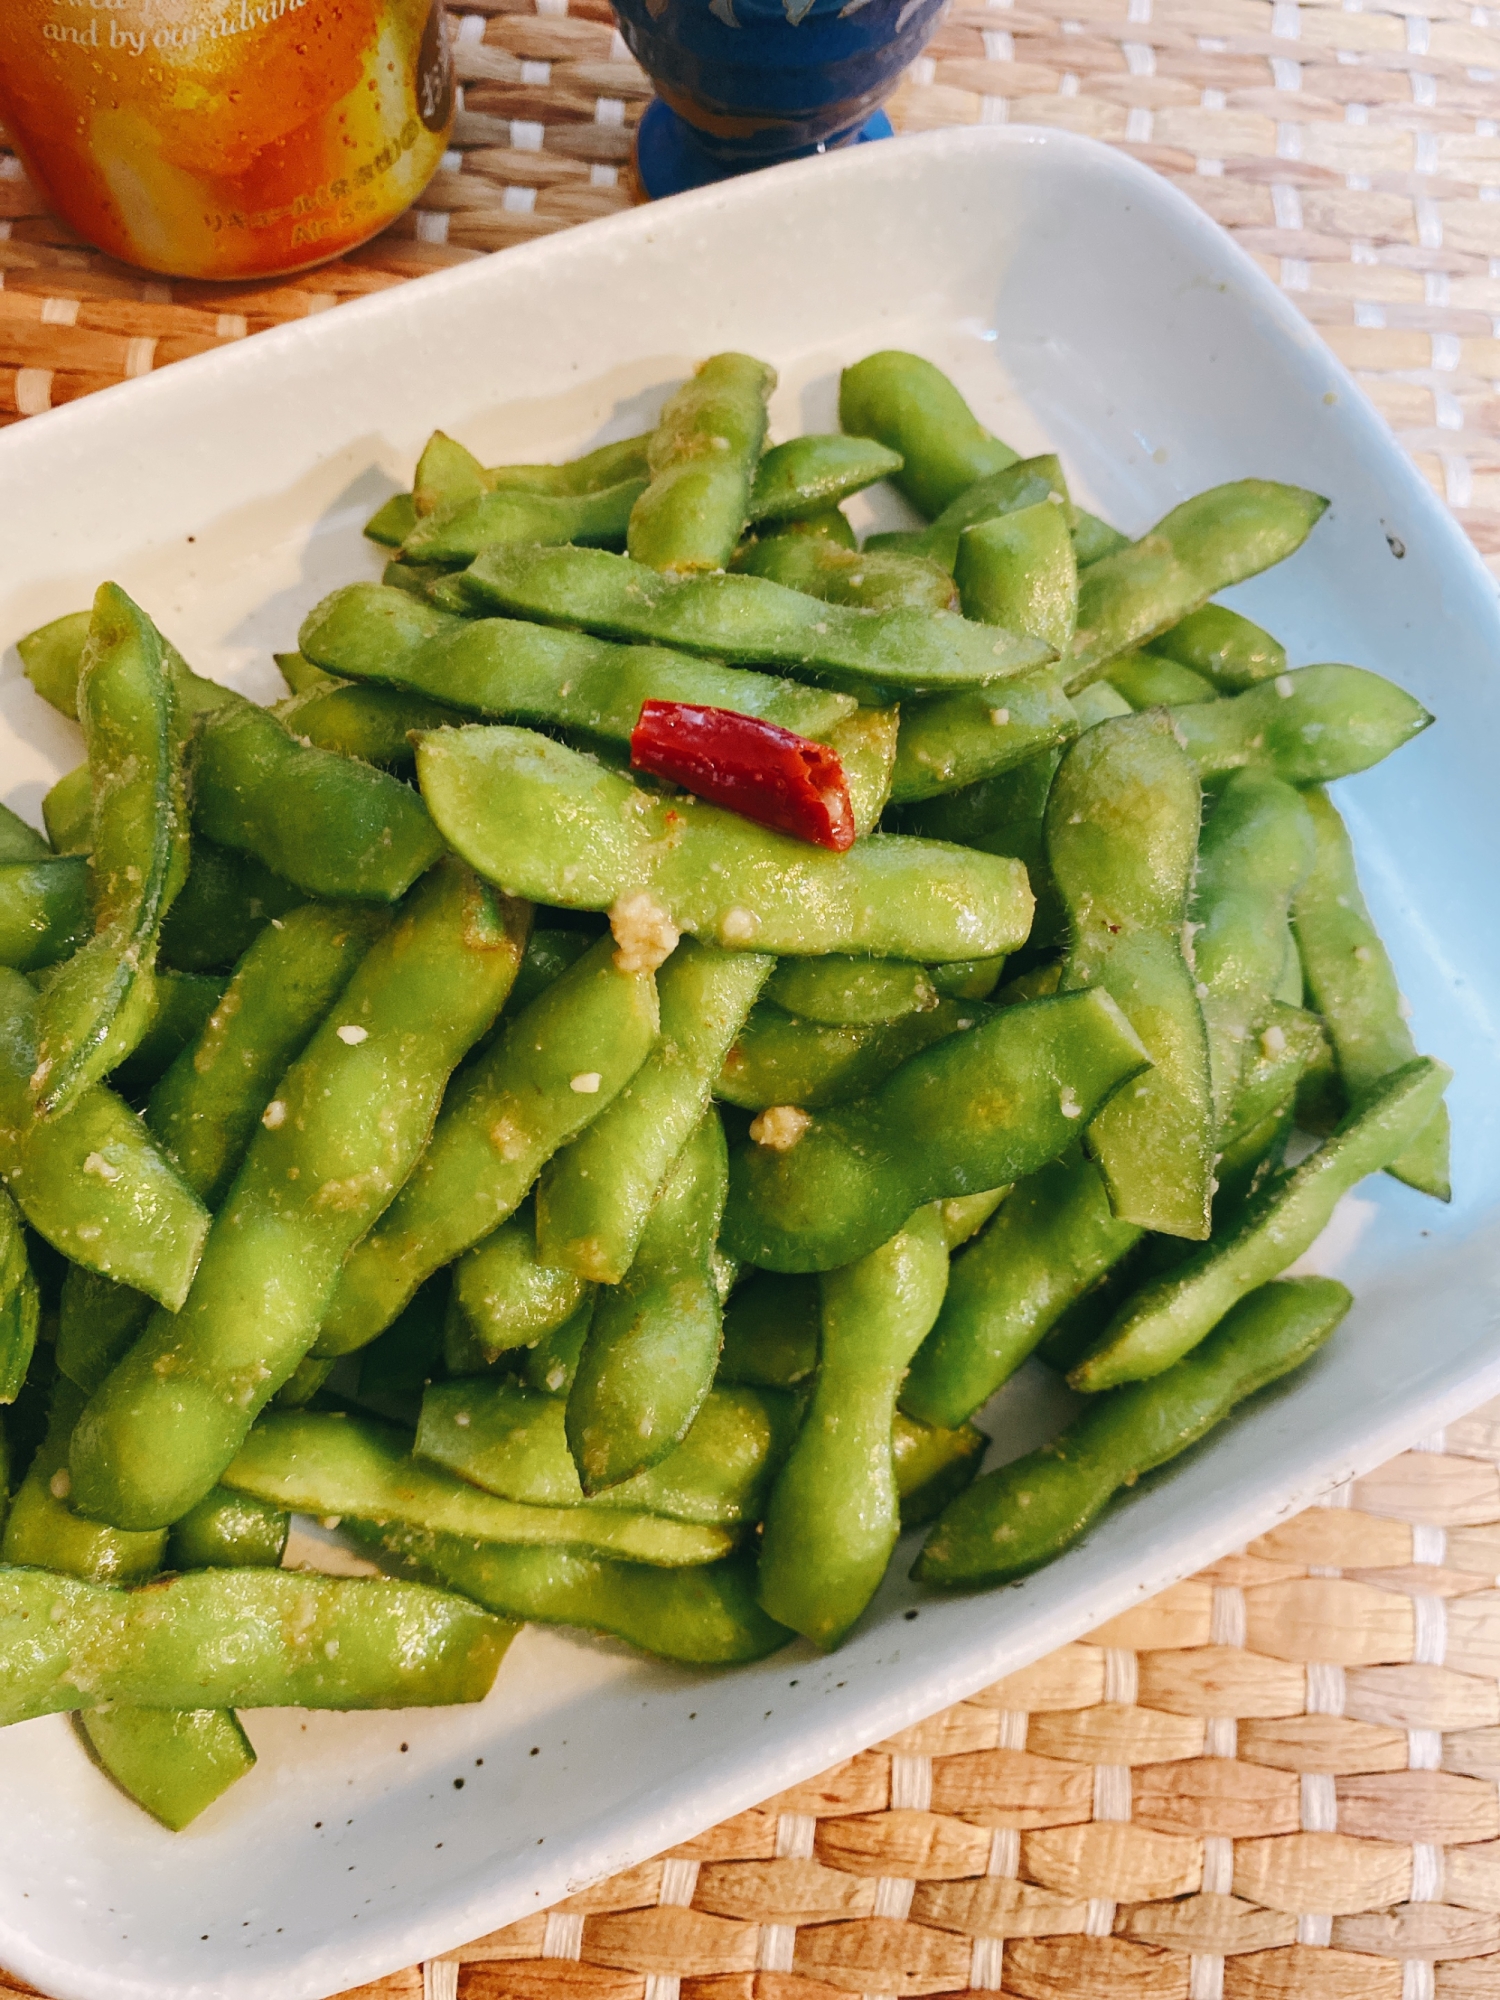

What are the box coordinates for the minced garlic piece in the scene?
[610,891,680,973]
[749,1104,812,1151]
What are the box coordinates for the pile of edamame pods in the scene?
[0,348,1449,1831]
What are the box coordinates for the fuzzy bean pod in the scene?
[1291,787,1450,1199]
[565,1109,729,1490]
[628,353,775,573]
[221,1409,734,1566]
[722,987,1149,1272]
[838,353,1018,518]
[316,932,659,1358]
[0,1564,513,1725]
[418,727,1034,963]
[1173,665,1432,786]
[748,435,903,520]
[1070,1056,1449,1390]
[757,1203,950,1648]
[69,862,531,1529]
[453,545,1053,701]
[538,941,771,1282]
[298,582,855,753]
[916,1277,1352,1585]
[1048,711,1215,1238]
[1066,482,1327,691]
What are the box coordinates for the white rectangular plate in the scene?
[1,125,1498,2000]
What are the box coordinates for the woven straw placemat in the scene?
[2,9,1499,1995]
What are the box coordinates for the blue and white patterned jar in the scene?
[617,0,943,191]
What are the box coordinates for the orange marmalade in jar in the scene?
[0,1,454,279]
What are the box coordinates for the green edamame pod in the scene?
[18,609,94,718]
[732,535,957,613]
[1066,482,1328,692]
[79,1708,256,1832]
[69,901,387,1400]
[56,1269,152,1396]
[893,1411,987,1527]
[419,1379,796,1526]
[764,957,937,1026]
[158,840,304,974]
[1174,664,1433,787]
[107,972,227,1102]
[487,432,653,496]
[368,436,656,541]
[839,353,1018,518]
[298,583,855,747]
[166,1485,290,1569]
[929,958,1006,1000]
[758,1202,950,1648]
[2,1380,165,1582]
[0,969,209,1309]
[1072,512,1130,566]
[917,1277,1352,1587]
[454,1203,593,1362]
[1220,1003,1327,1147]
[69,862,531,1530]
[365,492,418,545]
[629,353,775,573]
[502,927,596,1018]
[0,1191,39,1405]
[317,932,659,1358]
[955,502,1078,653]
[888,670,1077,805]
[31,585,190,1118]
[0,858,90,973]
[1070,1055,1449,1391]
[565,1108,728,1490]
[1104,651,1215,709]
[939,1187,1011,1247]
[412,430,487,517]
[0,805,49,864]
[749,435,903,520]
[723,986,1149,1273]
[192,700,445,904]
[821,705,899,836]
[272,678,463,768]
[399,477,648,567]
[521,1295,595,1397]
[1146,603,1286,691]
[275,649,333,694]
[454,546,1053,701]
[0,1564,512,1725]
[4,1374,251,1829]
[865,457,1073,572]
[1047,711,1214,1239]
[901,1145,1143,1431]
[1291,787,1450,1200]
[275,1356,335,1408]
[149,902,387,1208]
[221,1409,734,1566]
[895,682,1131,849]
[755,504,858,547]
[418,727,1033,964]
[353,1523,790,1666]
[717,1270,819,1386]
[1190,771,1316,1130]
[538,942,771,1283]
[716,998,993,1111]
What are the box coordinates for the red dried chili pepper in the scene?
[629,701,856,852]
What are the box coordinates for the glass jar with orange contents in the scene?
[0,2,454,280]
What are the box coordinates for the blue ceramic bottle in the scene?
[619,0,943,196]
